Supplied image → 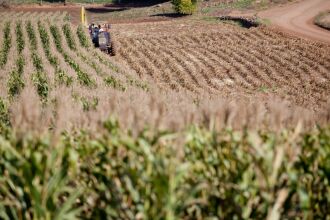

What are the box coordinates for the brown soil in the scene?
[258,0,330,44]
[0,4,81,24]
[112,20,330,111]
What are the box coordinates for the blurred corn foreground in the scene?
[0,117,329,219]
[0,9,329,220]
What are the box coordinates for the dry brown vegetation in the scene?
[0,12,329,134]
[315,11,330,30]
[0,10,330,220]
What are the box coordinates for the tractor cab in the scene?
[89,24,116,56]
[98,31,110,52]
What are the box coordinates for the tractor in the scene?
[90,24,116,56]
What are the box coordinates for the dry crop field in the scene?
[0,11,329,132]
[0,10,330,220]
[113,20,330,110]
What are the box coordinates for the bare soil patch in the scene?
[112,20,330,111]
[258,0,330,44]
[0,4,81,24]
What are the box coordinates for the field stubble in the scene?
[0,13,329,134]
[114,20,330,110]
[0,11,330,220]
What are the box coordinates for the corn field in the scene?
[0,11,329,219]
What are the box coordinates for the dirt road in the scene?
[259,0,330,44]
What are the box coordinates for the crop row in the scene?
[7,56,25,97]
[73,24,149,91]
[15,21,25,54]
[63,23,77,51]
[0,119,329,219]
[38,21,73,87]
[26,20,37,51]
[76,25,90,48]
[0,22,11,67]
[50,24,95,87]
[117,30,330,109]
[63,23,127,90]
[27,22,49,101]
[6,22,25,98]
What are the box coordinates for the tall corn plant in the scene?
[0,120,329,219]
[0,134,83,220]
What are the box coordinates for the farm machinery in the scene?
[89,23,116,56]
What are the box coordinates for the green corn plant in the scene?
[55,70,73,87]
[50,25,64,53]
[38,21,72,87]
[63,23,77,51]
[50,25,94,87]
[80,96,99,111]
[0,22,11,67]
[0,133,83,220]
[104,76,126,91]
[15,21,25,54]
[63,53,95,87]
[7,56,25,97]
[0,97,10,127]
[77,51,124,90]
[32,52,44,72]
[76,25,90,48]
[16,56,25,75]
[26,20,37,50]
[7,70,25,97]
[0,121,329,219]
[31,71,49,101]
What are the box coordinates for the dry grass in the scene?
[0,11,329,220]
[314,11,330,30]
[0,12,329,135]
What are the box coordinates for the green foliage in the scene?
[7,70,25,97]
[16,56,25,75]
[63,53,95,87]
[7,56,25,97]
[80,96,99,111]
[26,20,37,50]
[0,22,11,67]
[0,122,329,219]
[50,25,64,53]
[201,0,255,14]
[104,76,126,91]
[15,21,25,54]
[32,52,44,72]
[0,134,83,220]
[27,23,49,100]
[38,22,72,87]
[77,25,90,48]
[32,71,49,101]
[91,51,149,91]
[127,76,149,91]
[63,23,77,51]
[50,25,95,87]
[0,97,10,126]
[172,0,198,15]
[56,70,74,87]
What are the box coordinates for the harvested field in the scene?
[0,11,329,133]
[113,20,330,111]
[0,9,330,220]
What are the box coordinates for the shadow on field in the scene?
[219,16,259,28]
[151,13,186,18]
[104,0,169,8]
[86,7,128,13]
